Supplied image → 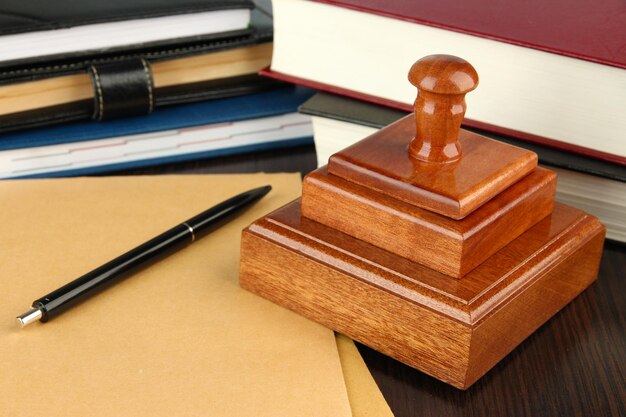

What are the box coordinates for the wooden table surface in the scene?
[112,144,625,417]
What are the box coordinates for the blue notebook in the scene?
[1,86,316,178]
[1,86,315,151]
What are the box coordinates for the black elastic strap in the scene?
[89,58,154,121]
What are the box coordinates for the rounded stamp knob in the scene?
[408,54,479,163]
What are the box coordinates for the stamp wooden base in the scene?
[239,54,606,389]
[240,201,605,389]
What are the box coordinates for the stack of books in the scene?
[261,0,626,242]
[0,0,316,176]
[1,87,314,178]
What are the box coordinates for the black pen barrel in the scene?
[33,224,192,321]
[22,185,271,326]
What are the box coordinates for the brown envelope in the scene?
[337,334,394,417]
[0,173,392,417]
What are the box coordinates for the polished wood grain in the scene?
[302,166,556,277]
[115,146,625,416]
[328,118,538,219]
[361,240,625,417]
[407,54,478,163]
[240,200,605,389]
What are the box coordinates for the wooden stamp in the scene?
[239,55,605,389]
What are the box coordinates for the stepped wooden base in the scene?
[303,166,556,278]
[240,201,605,389]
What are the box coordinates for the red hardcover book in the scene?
[264,0,626,165]
[317,0,625,69]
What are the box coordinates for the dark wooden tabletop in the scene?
[111,145,626,417]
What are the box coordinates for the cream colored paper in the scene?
[0,174,354,417]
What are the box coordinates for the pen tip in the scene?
[16,307,43,328]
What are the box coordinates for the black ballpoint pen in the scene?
[16,185,271,328]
